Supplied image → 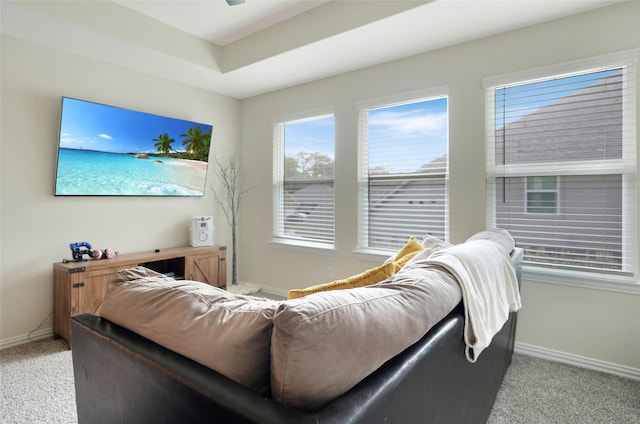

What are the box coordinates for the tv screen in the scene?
[55,97,213,196]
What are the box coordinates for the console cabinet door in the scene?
[186,253,222,287]
[78,266,128,314]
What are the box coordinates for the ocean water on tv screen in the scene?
[55,149,207,196]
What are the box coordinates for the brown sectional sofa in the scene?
[71,239,523,423]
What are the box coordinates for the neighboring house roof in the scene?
[283,192,299,219]
[416,154,448,174]
[497,70,623,164]
[369,154,448,210]
[285,183,333,224]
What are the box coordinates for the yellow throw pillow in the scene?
[390,236,425,270]
[393,249,422,270]
[287,262,396,300]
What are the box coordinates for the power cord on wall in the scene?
[27,311,53,342]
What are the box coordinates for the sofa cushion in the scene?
[98,266,280,395]
[466,228,515,254]
[421,234,451,251]
[287,262,396,300]
[271,262,462,411]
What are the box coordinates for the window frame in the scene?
[271,108,336,253]
[483,49,639,293]
[526,176,559,215]
[355,87,449,257]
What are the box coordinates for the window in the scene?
[485,52,637,278]
[273,112,335,248]
[526,176,558,214]
[357,90,448,251]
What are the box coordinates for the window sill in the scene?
[523,266,640,295]
[270,239,335,256]
[352,248,394,263]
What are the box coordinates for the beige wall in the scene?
[1,1,638,374]
[0,35,239,346]
[238,2,640,371]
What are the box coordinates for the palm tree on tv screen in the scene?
[153,133,176,154]
[181,126,211,161]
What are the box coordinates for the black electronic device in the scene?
[69,242,93,261]
[65,242,117,263]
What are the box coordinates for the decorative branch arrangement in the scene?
[210,151,255,286]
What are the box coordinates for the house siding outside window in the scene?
[485,51,637,281]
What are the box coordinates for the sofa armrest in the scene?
[511,247,524,283]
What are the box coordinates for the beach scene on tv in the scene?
[55,98,212,196]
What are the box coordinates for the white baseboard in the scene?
[258,285,288,299]
[0,327,54,350]
[515,341,640,381]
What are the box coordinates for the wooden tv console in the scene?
[53,245,226,346]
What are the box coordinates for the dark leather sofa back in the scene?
[71,248,522,423]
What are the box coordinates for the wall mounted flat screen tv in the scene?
[55,97,212,196]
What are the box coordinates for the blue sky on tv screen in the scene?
[58,98,213,154]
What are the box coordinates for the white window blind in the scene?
[273,113,335,247]
[357,92,448,251]
[486,53,637,277]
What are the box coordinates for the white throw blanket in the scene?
[425,239,521,362]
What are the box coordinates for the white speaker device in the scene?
[190,216,214,247]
